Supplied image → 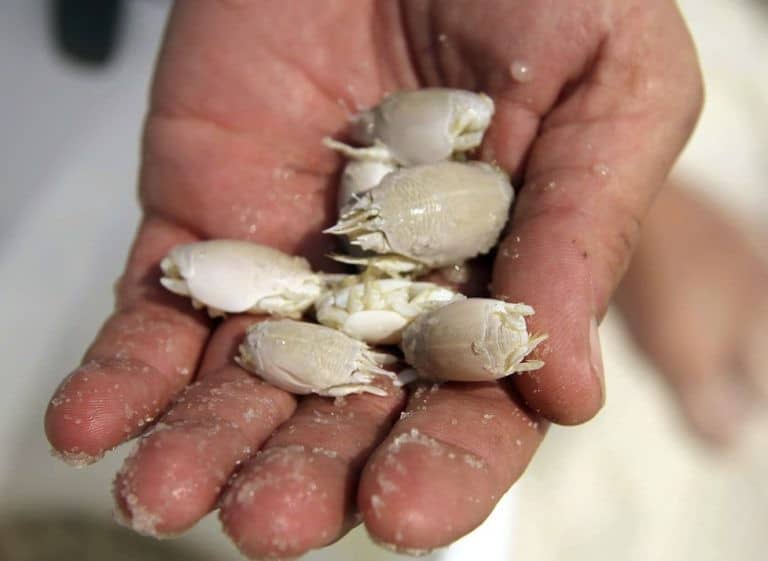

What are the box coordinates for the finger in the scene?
[45,216,210,465]
[358,381,546,553]
[407,0,611,180]
[219,381,407,559]
[492,3,703,424]
[618,186,768,445]
[112,316,296,536]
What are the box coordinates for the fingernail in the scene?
[589,317,605,403]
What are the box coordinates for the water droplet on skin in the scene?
[509,61,534,83]
[501,247,520,259]
[592,163,610,177]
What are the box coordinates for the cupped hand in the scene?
[45,1,702,557]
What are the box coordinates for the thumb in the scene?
[492,4,703,424]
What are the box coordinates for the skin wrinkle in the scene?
[139,118,332,242]
[253,51,350,122]
[139,141,340,259]
[370,2,421,92]
[164,401,261,443]
[152,22,339,135]
[396,0,433,88]
[425,1,450,87]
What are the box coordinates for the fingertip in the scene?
[219,447,351,559]
[514,364,604,425]
[493,223,606,425]
[113,425,238,537]
[516,319,605,426]
[358,431,497,553]
[46,360,169,461]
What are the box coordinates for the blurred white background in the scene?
[0,0,765,560]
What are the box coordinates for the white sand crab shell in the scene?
[237,319,398,397]
[400,298,547,382]
[324,88,495,166]
[315,278,465,344]
[325,161,513,275]
[160,240,321,318]
[337,159,398,211]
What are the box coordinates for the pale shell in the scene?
[400,298,547,382]
[325,88,495,166]
[337,159,398,210]
[237,319,397,396]
[315,277,464,344]
[325,161,513,273]
[160,240,321,318]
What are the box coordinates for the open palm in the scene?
[46,1,701,557]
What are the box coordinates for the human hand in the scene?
[45,1,702,557]
[617,183,768,446]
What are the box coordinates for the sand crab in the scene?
[325,161,513,276]
[315,277,464,344]
[337,159,398,210]
[324,88,495,166]
[400,298,547,382]
[160,240,322,318]
[237,319,398,396]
